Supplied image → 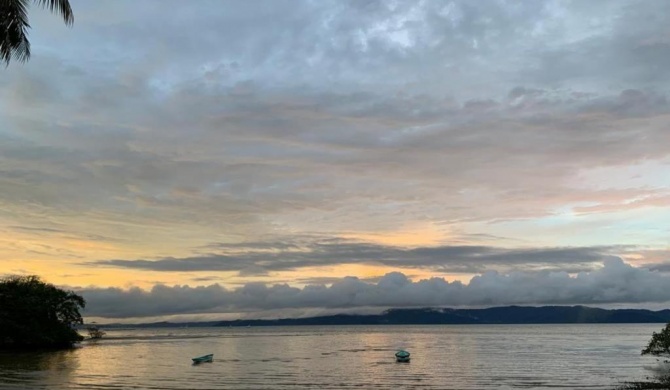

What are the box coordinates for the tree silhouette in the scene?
[642,323,670,362]
[0,275,85,349]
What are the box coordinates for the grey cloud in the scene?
[9,226,65,234]
[292,276,397,285]
[79,259,670,318]
[2,75,670,242]
[2,1,669,261]
[204,241,302,251]
[189,276,226,282]
[17,0,670,97]
[87,240,618,274]
[25,1,612,94]
[646,263,670,273]
[8,225,114,243]
[525,1,670,88]
[578,89,669,118]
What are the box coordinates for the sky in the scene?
[1,0,669,322]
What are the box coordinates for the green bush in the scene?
[0,275,85,349]
[642,323,670,362]
[621,323,670,389]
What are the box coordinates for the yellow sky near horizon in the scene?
[0,220,480,289]
[2,1,670,308]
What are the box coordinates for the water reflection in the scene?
[0,349,79,388]
[0,325,662,389]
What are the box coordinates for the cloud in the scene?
[525,0,670,89]
[4,76,669,244]
[86,240,620,275]
[1,1,669,284]
[646,263,670,274]
[78,259,670,318]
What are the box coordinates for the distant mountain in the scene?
[96,306,670,328]
[213,306,670,327]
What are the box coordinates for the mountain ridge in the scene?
[95,305,670,328]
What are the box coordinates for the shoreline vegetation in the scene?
[0,276,85,350]
[619,374,670,389]
[620,323,670,389]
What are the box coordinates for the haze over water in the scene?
[0,324,662,389]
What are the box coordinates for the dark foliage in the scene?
[618,375,670,389]
[642,323,670,360]
[87,325,105,339]
[0,275,85,349]
[1,0,73,65]
[618,324,670,389]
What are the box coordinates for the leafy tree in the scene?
[87,325,106,339]
[616,324,670,389]
[0,275,85,349]
[1,0,73,65]
[642,323,670,362]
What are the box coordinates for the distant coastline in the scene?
[96,305,670,328]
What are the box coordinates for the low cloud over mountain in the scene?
[79,259,670,319]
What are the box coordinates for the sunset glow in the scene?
[1,0,669,321]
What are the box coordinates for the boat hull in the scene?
[192,354,213,363]
[395,350,410,363]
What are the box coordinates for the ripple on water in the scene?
[0,324,661,389]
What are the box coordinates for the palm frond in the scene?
[1,0,32,65]
[34,0,73,25]
[0,0,72,65]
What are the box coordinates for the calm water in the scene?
[0,324,664,389]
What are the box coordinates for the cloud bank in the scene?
[1,1,669,288]
[79,259,670,319]
[88,241,621,275]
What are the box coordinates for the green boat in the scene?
[192,354,213,364]
[395,350,410,363]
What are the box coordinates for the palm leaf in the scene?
[1,0,31,64]
[0,0,72,65]
[34,0,73,25]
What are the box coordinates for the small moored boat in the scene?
[395,350,410,363]
[192,354,213,364]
